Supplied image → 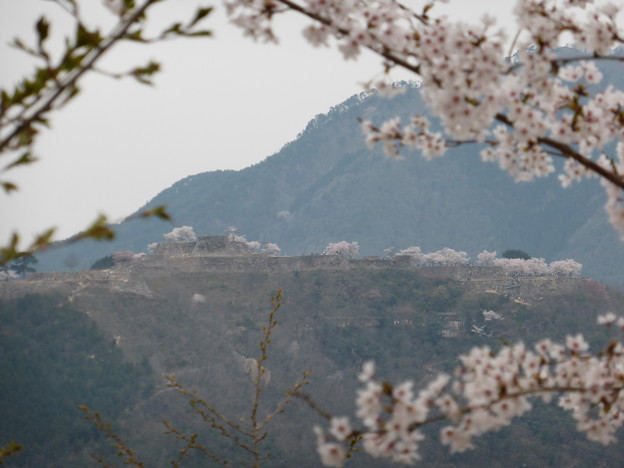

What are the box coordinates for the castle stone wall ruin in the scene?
[0,236,587,301]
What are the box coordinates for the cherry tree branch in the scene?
[275,0,422,75]
[539,135,624,189]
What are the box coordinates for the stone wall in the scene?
[416,265,506,280]
[131,253,418,274]
[148,254,349,273]
[151,235,252,259]
[153,242,195,256]
[0,251,585,302]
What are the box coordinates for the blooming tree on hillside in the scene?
[164,226,197,242]
[424,247,470,266]
[398,246,581,276]
[324,241,360,258]
[493,256,550,276]
[396,246,470,266]
[489,254,582,276]
[225,227,279,253]
[549,258,583,276]
[226,226,252,244]
[246,240,262,250]
[395,246,423,260]
[477,250,497,265]
[263,243,282,256]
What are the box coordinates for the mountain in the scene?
[36,51,624,285]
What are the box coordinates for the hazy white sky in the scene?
[1,0,518,243]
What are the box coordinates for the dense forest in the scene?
[0,294,154,467]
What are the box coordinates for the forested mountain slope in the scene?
[1,261,623,467]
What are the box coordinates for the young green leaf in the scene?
[82,215,115,241]
[5,152,38,171]
[130,61,161,85]
[35,16,50,47]
[30,228,56,251]
[2,182,18,194]
[140,205,171,221]
[188,7,213,28]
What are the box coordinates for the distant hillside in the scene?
[2,257,624,467]
[36,50,624,285]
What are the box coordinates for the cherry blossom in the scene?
[329,416,352,441]
[476,250,497,265]
[549,258,583,276]
[314,321,624,465]
[395,246,422,257]
[482,310,504,321]
[246,240,262,250]
[164,225,197,242]
[324,241,360,258]
[395,246,469,266]
[314,426,346,468]
[263,242,282,255]
[597,312,617,325]
[490,256,582,276]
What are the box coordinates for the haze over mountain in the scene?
[38,51,624,284]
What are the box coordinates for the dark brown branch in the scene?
[538,135,624,189]
[276,0,422,75]
[554,55,624,65]
[291,391,334,421]
[491,114,624,190]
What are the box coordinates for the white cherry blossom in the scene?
[314,324,624,465]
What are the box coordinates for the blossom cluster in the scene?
[314,317,624,466]
[263,242,282,255]
[476,249,583,276]
[225,227,282,254]
[482,309,504,321]
[224,0,624,237]
[493,256,582,276]
[324,241,360,258]
[395,246,582,275]
[164,225,197,242]
[396,246,470,266]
